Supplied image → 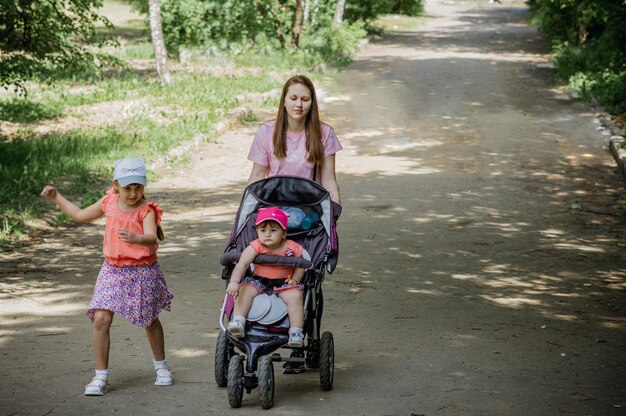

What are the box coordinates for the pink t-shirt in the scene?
[250,239,304,279]
[101,188,162,266]
[247,120,342,180]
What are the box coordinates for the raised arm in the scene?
[40,185,104,223]
[320,154,341,204]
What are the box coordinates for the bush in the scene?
[300,20,367,66]
[527,0,626,114]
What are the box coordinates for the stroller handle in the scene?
[220,252,313,269]
[219,294,228,333]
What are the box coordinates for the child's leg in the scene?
[146,317,172,386]
[277,289,304,329]
[86,309,113,395]
[145,317,165,361]
[228,285,259,337]
[278,289,305,348]
[232,285,259,320]
[91,309,114,369]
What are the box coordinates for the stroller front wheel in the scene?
[227,354,244,408]
[214,330,231,387]
[258,355,275,409]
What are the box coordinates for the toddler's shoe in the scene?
[154,362,173,386]
[287,329,304,348]
[84,375,108,396]
[227,320,245,338]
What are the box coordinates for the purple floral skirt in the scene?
[88,261,174,328]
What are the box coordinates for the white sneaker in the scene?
[288,330,304,348]
[227,320,245,338]
[154,363,173,386]
[84,375,108,396]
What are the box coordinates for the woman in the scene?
[246,75,342,204]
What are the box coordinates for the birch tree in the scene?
[292,0,304,48]
[303,0,310,26]
[333,0,346,26]
[148,0,171,86]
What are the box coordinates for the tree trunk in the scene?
[292,0,303,49]
[303,0,310,26]
[311,0,319,27]
[148,0,171,86]
[333,0,346,26]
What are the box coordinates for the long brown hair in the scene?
[273,75,324,165]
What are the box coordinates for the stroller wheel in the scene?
[214,330,231,387]
[258,355,275,409]
[227,355,244,408]
[319,331,334,391]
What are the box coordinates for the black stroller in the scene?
[216,175,341,409]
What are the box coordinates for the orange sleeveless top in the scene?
[101,188,162,266]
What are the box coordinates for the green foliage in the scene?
[300,20,367,66]
[345,0,423,23]
[0,129,115,203]
[0,207,31,250]
[391,0,424,15]
[155,0,296,52]
[0,0,123,94]
[0,99,64,122]
[127,0,422,60]
[527,0,626,114]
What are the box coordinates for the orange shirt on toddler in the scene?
[250,239,304,280]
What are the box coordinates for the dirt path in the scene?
[2,1,625,415]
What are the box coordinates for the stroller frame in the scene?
[215,176,340,409]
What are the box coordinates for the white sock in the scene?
[95,369,109,379]
[153,359,168,368]
[289,327,303,336]
[232,315,246,323]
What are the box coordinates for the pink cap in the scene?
[255,207,289,230]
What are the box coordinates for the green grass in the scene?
[99,0,147,40]
[0,53,304,253]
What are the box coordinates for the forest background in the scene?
[0,0,625,250]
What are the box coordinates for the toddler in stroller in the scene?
[217,176,341,409]
[225,206,307,348]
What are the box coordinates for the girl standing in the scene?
[247,74,342,204]
[40,157,174,396]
